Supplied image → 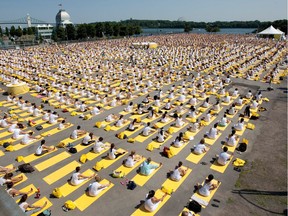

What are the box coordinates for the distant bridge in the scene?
[0,14,54,27]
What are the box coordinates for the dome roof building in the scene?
[56,9,73,27]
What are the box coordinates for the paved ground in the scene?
[0,75,286,216]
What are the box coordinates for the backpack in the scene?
[69,147,77,154]
[18,163,35,173]
[187,200,202,213]
[94,161,104,171]
[3,142,11,149]
[127,181,137,190]
[112,170,125,178]
[52,188,63,198]
[36,125,43,131]
[64,200,76,210]
[37,209,51,216]
[237,143,247,152]
[127,138,135,143]
[104,125,111,131]
[161,186,173,195]
[146,143,154,151]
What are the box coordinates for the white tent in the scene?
[257,25,284,35]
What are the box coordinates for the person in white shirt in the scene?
[107,143,126,160]
[35,140,55,156]
[105,113,118,122]
[124,151,142,168]
[20,132,40,145]
[90,106,101,116]
[196,174,220,197]
[170,161,188,181]
[124,102,134,113]
[48,111,59,124]
[218,114,230,127]
[216,146,233,165]
[70,125,87,139]
[70,166,95,186]
[92,137,108,153]
[193,139,210,155]
[206,123,219,139]
[233,118,245,131]
[87,176,111,197]
[142,122,156,137]
[225,130,239,147]
[82,132,95,146]
[155,128,167,143]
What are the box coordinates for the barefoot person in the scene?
[35,140,55,156]
[70,166,95,186]
[18,194,47,214]
[143,190,167,212]
[87,176,111,197]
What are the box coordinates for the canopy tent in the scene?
[257,25,285,39]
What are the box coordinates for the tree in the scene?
[0,27,2,37]
[27,27,34,35]
[95,23,104,37]
[22,28,27,35]
[104,22,113,36]
[66,24,76,40]
[15,26,23,37]
[10,26,16,36]
[184,22,192,33]
[51,28,57,42]
[5,27,9,36]
[56,27,66,41]
[86,24,96,38]
[76,24,87,39]
[112,23,120,37]
[205,24,220,32]
[119,25,127,36]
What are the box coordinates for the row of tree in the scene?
[52,22,142,41]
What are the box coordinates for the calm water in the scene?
[141,28,256,35]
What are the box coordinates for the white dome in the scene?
[56,9,72,26]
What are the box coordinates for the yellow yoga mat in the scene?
[0,150,4,157]
[205,133,222,145]
[30,197,53,216]
[129,113,147,120]
[86,145,110,161]
[96,149,127,169]
[191,179,221,208]
[13,138,43,151]
[74,179,114,211]
[131,189,171,216]
[134,131,157,143]
[226,112,238,119]
[35,151,71,171]
[154,118,174,129]
[124,126,144,137]
[235,127,246,136]
[210,156,233,173]
[23,148,58,164]
[170,141,190,156]
[41,124,73,137]
[19,112,33,117]
[131,162,160,186]
[221,100,234,106]
[114,157,145,176]
[15,184,37,202]
[178,208,200,216]
[14,173,28,186]
[74,143,91,153]
[171,122,189,134]
[217,122,231,131]
[119,110,131,116]
[161,167,192,191]
[226,140,240,152]
[59,169,95,197]
[0,130,12,139]
[43,160,80,185]
[186,151,207,164]
[40,122,57,130]
[110,121,130,131]
[33,119,47,126]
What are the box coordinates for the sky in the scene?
[0,0,287,25]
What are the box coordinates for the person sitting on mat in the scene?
[35,140,55,156]
[225,104,237,115]
[155,128,168,143]
[107,143,126,160]
[0,165,16,174]
[87,176,111,197]
[218,114,230,127]
[105,113,118,122]
[82,132,96,146]
[127,118,142,131]
[195,174,220,197]
[159,111,170,123]
[225,130,239,147]
[142,122,156,137]
[222,94,231,104]
[18,194,47,214]
[124,102,134,113]
[92,137,109,153]
[193,138,210,155]
[6,182,33,197]
[123,151,142,168]
[212,100,221,112]
[139,157,162,176]
[205,123,219,139]
[69,166,96,186]
[143,190,167,212]
[90,105,102,116]
[70,125,87,139]
[187,119,202,132]
[0,173,23,186]
[233,118,245,131]
[115,115,129,127]
[170,161,188,181]
[58,119,72,130]
[20,131,42,145]
[216,146,233,165]
[243,105,251,118]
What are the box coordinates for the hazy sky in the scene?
[1,0,287,24]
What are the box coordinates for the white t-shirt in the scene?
[108,148,117,160]
[82,135,91,145]
[88,182,103,196]
[21,134,31,145]
[217,152,230,165]
[207,128,217,139]
[12,128,22,139]
[194,143,206,155]
[143,126,152,136]
[35,145,43,155]
[125,156,135,168]
[170,168,181,181]
[71,130,78,139]
[93,141,105,153]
